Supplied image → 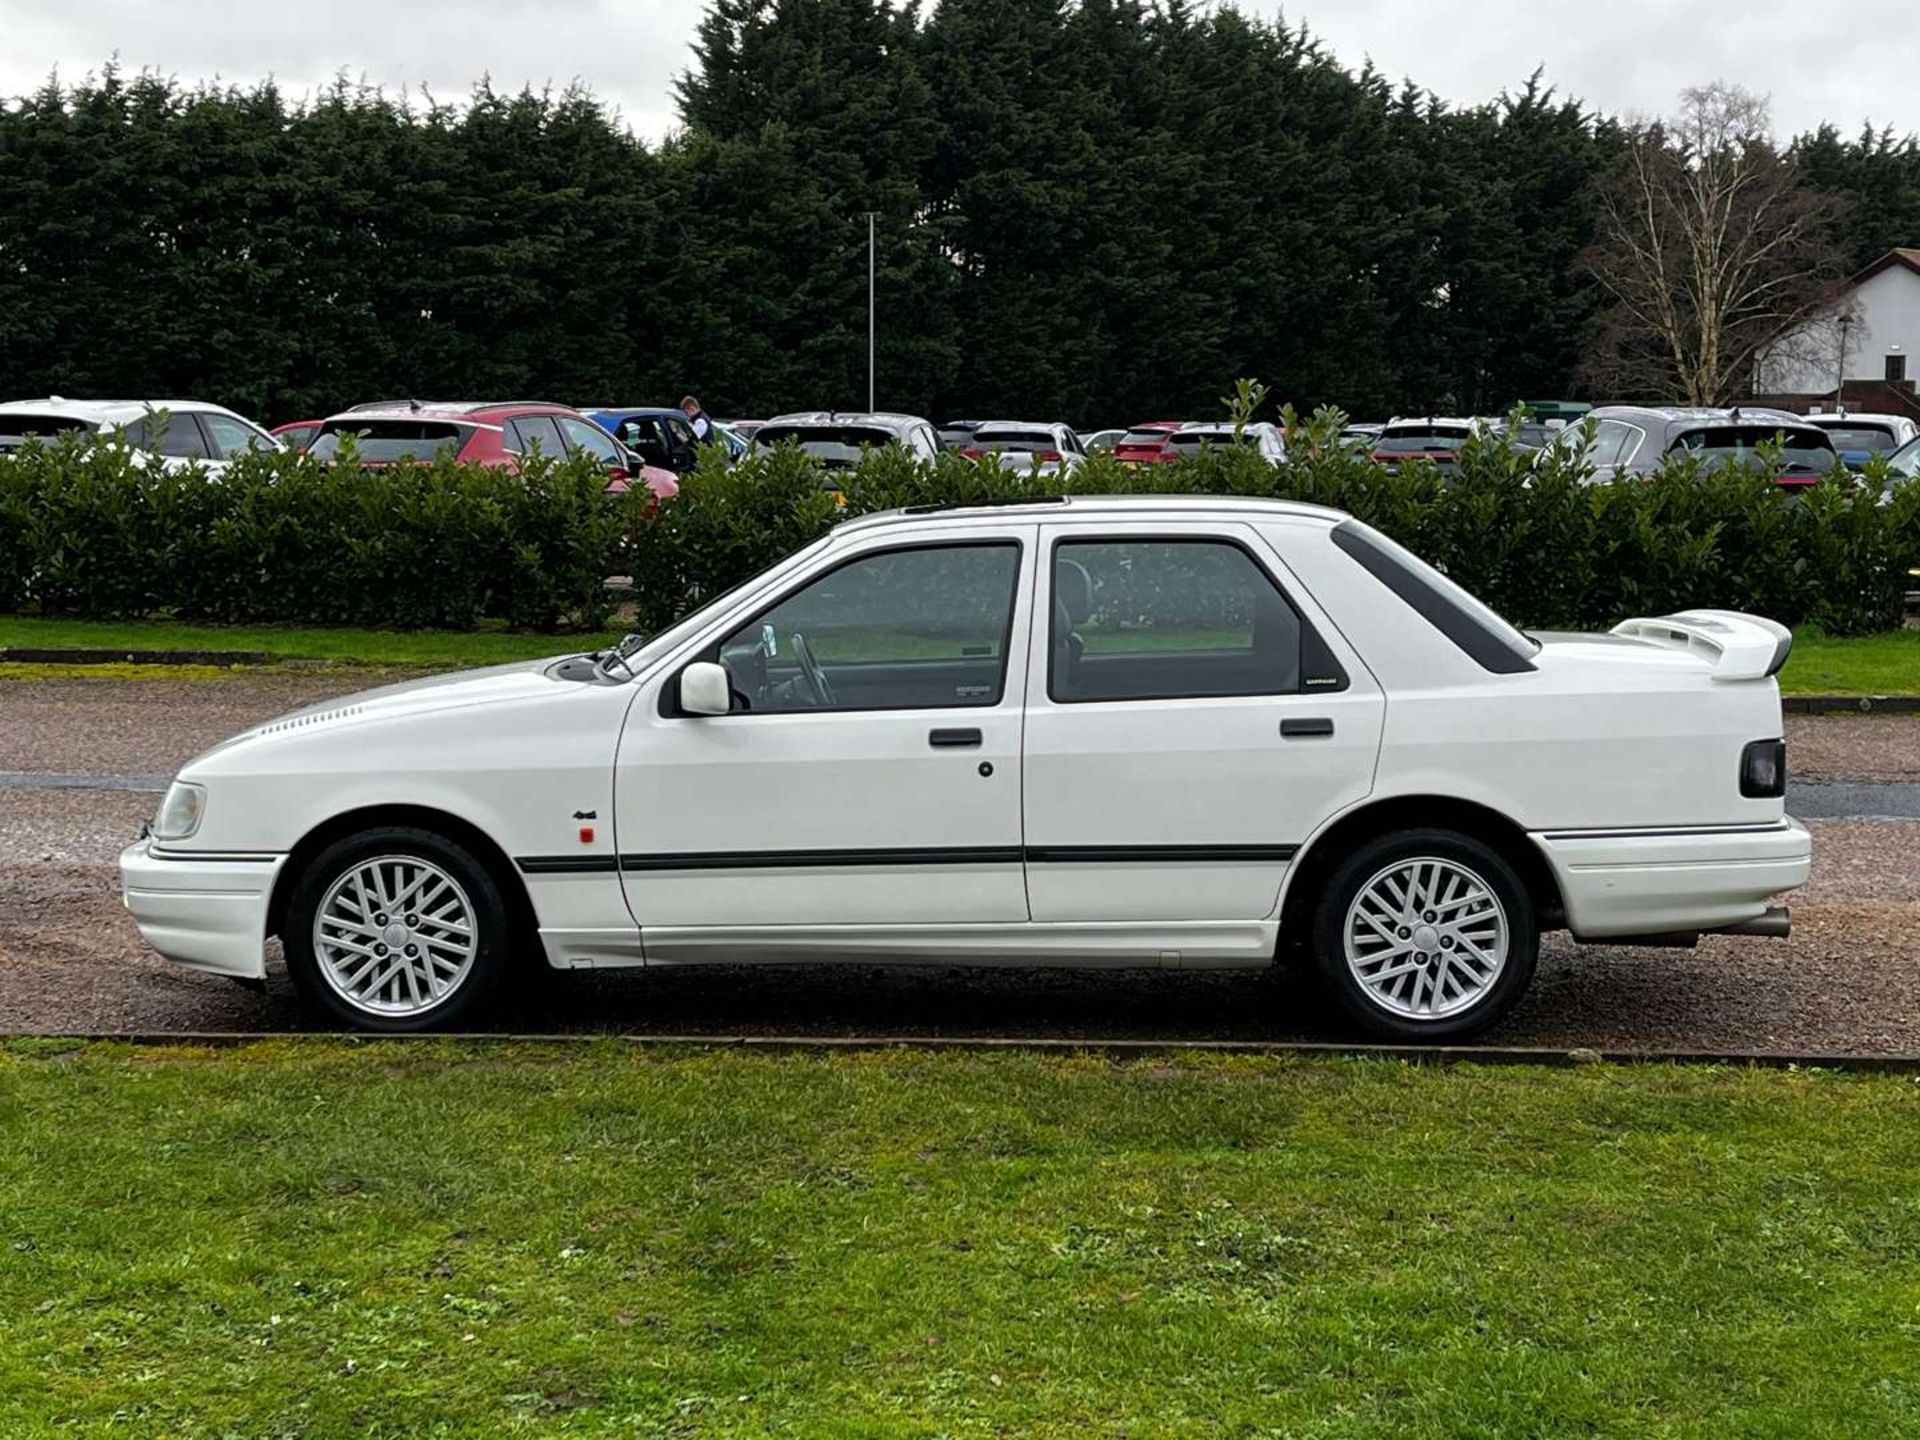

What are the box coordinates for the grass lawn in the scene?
[1,1042,1917,1437]
[1778,627,1920,695]
[3,615,1916,694]
[0,616,621,668]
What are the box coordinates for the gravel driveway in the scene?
[3,670,1917,1051]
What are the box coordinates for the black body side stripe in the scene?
[1025,844,1299,864]
[516,845,1298,875]
[517,855,621,874]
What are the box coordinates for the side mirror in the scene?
[680,661,732,716]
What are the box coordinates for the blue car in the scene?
[582,407,703,474]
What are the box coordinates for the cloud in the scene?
[0,0,1909,142]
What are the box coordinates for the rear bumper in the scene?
[1532,819,1812,941]
[119,840,287,979]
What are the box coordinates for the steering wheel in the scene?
[790,633,837,707]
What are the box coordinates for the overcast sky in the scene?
[5,0,1914,143]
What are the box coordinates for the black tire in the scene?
[1310,828,1537,1043]
[283,826,508,1033]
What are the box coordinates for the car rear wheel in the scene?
[1311,829,1536,1042]
[284,827,506,1032]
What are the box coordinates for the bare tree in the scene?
[1580,83,1846,404]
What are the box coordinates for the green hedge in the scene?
[1,415,1916,635]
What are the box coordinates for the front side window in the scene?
[556,415,621,464]
[712,543,1021,714]
[199,412,275,459]
[1049,539,1306,702]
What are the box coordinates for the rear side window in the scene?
[199,412,274,459]
[505,415,567,457]
[127,412,211,459]
[0,414,94,450]
[1049,539,1338,702]
[309,421,469,462]
[1330,520,1537,674]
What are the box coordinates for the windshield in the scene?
[1331,519,1539,670]
[597,533,838,678]
[1670,426,1835,473]
[1164,430,1262,451]
[0,414,96,450]
[309,420,470,463]
[755,425,897,469]
[972,431,1059,453]
[1814,423,1899,453]
[1374,427,1471,455]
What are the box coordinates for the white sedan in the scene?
[121,496,1810,1039]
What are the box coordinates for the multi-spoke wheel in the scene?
[1312,830,1536,1041]
[284,828,507,1031]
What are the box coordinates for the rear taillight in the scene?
[959,446,984,460]
[1740,738,1786,798]
[1775,475,1817,488]
[1033,449,1062,463]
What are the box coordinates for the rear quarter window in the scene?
[1329,520,1537,674]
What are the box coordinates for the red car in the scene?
[1110,420,1187,465]
[271,420,324,452]
[307,401,678,499]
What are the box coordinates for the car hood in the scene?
[190,656,584,763]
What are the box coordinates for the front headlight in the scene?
[153,781,207,840]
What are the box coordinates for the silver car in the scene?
[753,411,941,470]
[1555,406,1838,486]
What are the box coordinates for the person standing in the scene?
[680,395,713,443]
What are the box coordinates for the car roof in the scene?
[1805,412,1910,426]
[971,420,1067,434]
[0,397,241,423]
[1172,421,1274,434]
[1381,416,1480,431]
[763,411,930,429]
[321,401,585,425]
[1590,404,1815,426]
[584,406,686,420]
[1120,420,1185,432]
[836,493,1346,535]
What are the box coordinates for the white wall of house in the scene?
[1759,261,1920,394]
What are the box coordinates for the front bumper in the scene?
[119,840,287,979]
[1533,818,1812,941]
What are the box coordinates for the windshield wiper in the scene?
[594,632,647,680]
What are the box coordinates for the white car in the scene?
[0,397,281,469]
[1163,422,1286,464]
[1802,412,1920,470]
[121,495,1810,1039]
[963,421,1087,476]
[751,412,941,470]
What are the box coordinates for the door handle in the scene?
[929,727,983,748]
[1280,717,1334,739]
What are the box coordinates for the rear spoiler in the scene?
[1609,610,1793,681]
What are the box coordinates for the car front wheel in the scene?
[1311,829,1537,1042]
[284,827,507,1032]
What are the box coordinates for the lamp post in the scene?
[865,212,877,412]
[1835,312,1852,414]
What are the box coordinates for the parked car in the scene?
[307,401,678,499]
[1557,407,1840,488]
[753,412,941,470]
[271,420,324,453]
[0,397,280,468]
[1801,412,1920,471]
[1082,428,1127,453]
[1338,423,1384,453]
[582,406,702,474]
[1881,433,1920,500]
[938,419,990,451]
[962,421,1087,476]
[122,493,1807,1041]
[1369,418,1484,472]
[1110,421,1187,465]
[1162,422,1286,463]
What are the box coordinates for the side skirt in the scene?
[627,920,1280,970]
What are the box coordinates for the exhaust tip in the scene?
[1715,905,1791,940]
